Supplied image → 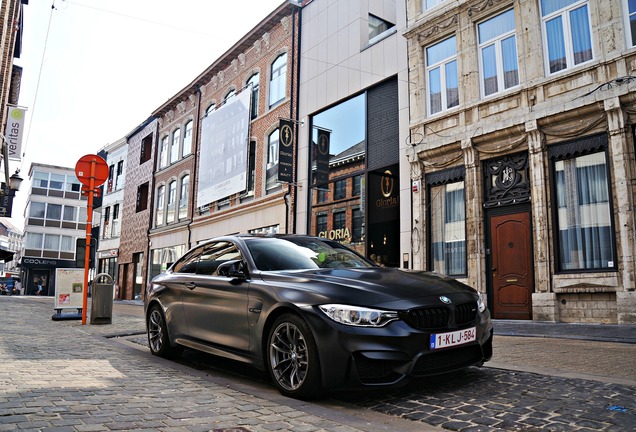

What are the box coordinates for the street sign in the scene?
[75,154,108,187]
[74,154,108,325]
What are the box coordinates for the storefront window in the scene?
[428,176,466,276]
[310,94,365,253]
[554,151,614,270]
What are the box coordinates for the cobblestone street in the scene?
[1,297,635,431]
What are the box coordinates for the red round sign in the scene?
[75,154,109,187]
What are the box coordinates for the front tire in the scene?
[147,305,183,359]
[267,313,323,399]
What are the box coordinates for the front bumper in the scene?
[306,308,493,390]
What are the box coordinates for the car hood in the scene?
[258,267,476,308]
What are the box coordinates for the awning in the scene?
[0,249,14,262]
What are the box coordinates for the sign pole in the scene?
[82,158,96,325]
[75,154,108,325]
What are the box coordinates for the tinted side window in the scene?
[172,246,204,274]
[197,242,242,275]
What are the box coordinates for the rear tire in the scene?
[147,305,183,359]
[266,313,323,399]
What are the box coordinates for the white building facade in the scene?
[20,163,88,296]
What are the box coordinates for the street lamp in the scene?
[1,169,22,196]
[8,170,23,192]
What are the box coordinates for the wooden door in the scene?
[490,212,533,319]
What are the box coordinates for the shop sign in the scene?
[318,227,351,241]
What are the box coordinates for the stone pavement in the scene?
[2,296,635,431]
[0,296,435,432]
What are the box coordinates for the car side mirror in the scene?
[217,260,246,279]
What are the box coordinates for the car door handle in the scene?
[185,282,196,290]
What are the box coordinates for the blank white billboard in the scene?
[197,89,251,207]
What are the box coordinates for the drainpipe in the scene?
[187,86,203,248]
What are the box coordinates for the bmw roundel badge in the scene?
[440,296,452,304]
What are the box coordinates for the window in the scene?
[424,0,447,10]
[352,175,362,197]
[179,175,189,220]
[112,204,120,237]
[107,165,114,193]
[334,179,346,200]
[182,121,192,157]
[553,151,615,271]
[29,202,45,218]
[50,174,64,190]
[541,0,592,74]
[429,180,466,276]
[66,175,81,192]
[140,133,153,164]
[44,234,60,251]
[63,206,76,221]
[269,53,287,107]
[25,233,43,249]
[626,0,636,47]
[426,36,459,115]
[159,136,169,168]
[352,208,363,243]
[368,14,395,44]
[247,141,256,193]
[333,210,346,231]
[33,171,48,188]
[317,187,328,203]
[155,185,165,226]
[170,129,180,164]
[137,182,149,212]
[478,9,519,97]
[247,73,259,119]
[46,204,62,221]
[316,214,327,235]
[115,160,124,190]
[266,129,280,191]
[103,206,111,237]
[197,242,242,275]
[225,89,236,102]
[205,103,216,116]
[167,181,176,224]
[60,236,74,252]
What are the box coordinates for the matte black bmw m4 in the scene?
[145,235,493,399]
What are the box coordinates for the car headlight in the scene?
[477,292,487,313]
[318,304,398,327]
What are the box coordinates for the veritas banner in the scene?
[315,129,330,186]
[278,119,294,183]
[4,106,25,161]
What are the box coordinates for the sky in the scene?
[10,0,286,229]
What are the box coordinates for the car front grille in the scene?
[403,301,478,331]
[411,345,484,376]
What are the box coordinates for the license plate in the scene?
[430,327,476,350]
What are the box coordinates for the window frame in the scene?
[425,36,459,116]
[269,53,287,107]
[624,0,636,48]
[426,168,467,277]
[155,185,165,226]
[166,180,177,224]
[549,135,617,273]
[182,120,193,157]
[247,73,260,119]
[170,128,181,164]
[179,175,190,220]
[540,0,593,75]
[477,9,520,98]
[159,135,169,169]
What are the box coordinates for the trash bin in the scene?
[90,273,114,325]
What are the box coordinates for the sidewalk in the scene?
[493,319,636,344]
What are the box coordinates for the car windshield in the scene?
[245,237,374,271]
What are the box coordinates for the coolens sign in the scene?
[4,106,25,161]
